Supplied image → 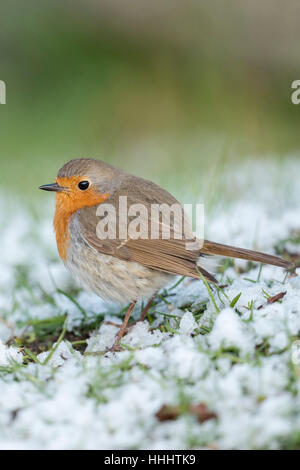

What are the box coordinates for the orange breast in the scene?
[54,204,71,261]
[53,177,109,261]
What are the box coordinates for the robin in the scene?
[39,158,291,351]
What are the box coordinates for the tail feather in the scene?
[196,265,218,284]
[200,240,292,270]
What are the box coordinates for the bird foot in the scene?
[123,319,144,336]
[104,343,123,353]
[102,319,144,336]
[102,320,124,328]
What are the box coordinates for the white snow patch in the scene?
[209,308,255,356]
[122,322,168,348]
[0,340,23,366]
[179,311,198,335]
[37,341,79,367]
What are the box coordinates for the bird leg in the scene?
[108,300,137,352]
[120,293,157,338]
[138,294,156,322]
[102,321,123,328]
[105,294,157,351]
[103,295,155,335]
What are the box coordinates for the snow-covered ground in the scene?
[0,158,300,449]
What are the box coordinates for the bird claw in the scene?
[104,343,123,354]
[102,320,141,337]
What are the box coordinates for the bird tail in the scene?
[200,240,292,269]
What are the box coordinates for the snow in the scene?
[0,158,299,449]
[0,340,23,366]
[0,322,12,343]
[123,322,169,348]
[37,341,81,367]
[208,308,255,357]
[179,311,198,335]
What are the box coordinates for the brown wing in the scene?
[77,175,216,283]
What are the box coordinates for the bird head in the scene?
[39,158,122,214]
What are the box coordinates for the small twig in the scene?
[257,291,286,310]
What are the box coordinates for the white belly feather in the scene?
[65,214,173,304]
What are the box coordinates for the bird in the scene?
[39,158,292,351]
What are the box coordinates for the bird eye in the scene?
[78,180,90,190]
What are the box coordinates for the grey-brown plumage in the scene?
[40,158,292,349]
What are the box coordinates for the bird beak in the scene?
[39,182,66,192]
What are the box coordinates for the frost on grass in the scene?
[0,159,300,449]
[0,340,23,367]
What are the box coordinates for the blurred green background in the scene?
[1,0,299,199]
